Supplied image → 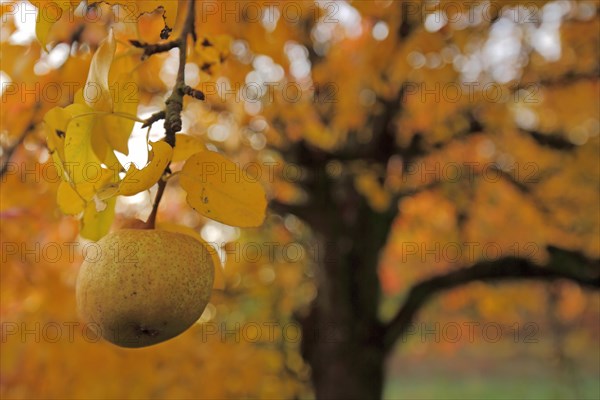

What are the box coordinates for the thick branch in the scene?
[163,0,196,146]
[382,246,600,351]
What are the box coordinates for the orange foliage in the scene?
[1,0,599,398]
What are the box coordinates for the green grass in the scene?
[383,375,600,400]
[383,346,599,400]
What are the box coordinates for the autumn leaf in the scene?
[80,197,116,241]
[130,0,182,31]
[44,105,70,161]
[180,151,267,228]
[62,103,103,186]
[83,29,116,112]
[118,141,173,196]
[172,134,205,162]
[101,0,184,35]
[34,1,69,51]
[101,54,139,156]
[49,103,119,201]
[7,2,600,399]
[56,181,85,215]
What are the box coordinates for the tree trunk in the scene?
[300,295,386,399]
[296,180,395,399]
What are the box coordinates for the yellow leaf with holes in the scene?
[157,0,186,34]
[104,0,184,34]
[96,183,120,200]
[57,181,85,215]
[156,222,225,290]
[75,168,118,202]
[80,197,116,241]
[180,151,267,227]
[44,106,70,162]
[172,134,205,162]
[118,141,173,196]
[83,29,115,111]
[46,103,118,187]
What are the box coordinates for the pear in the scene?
[76,229,214,348]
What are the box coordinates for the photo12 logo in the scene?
[198,1,340,24]
[0,320,343,345]
[402,321,540,344]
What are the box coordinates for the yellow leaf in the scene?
[100,53,139,155]
[80,197,116,241]
[156,222,225,290]
[75,87,134,164]
[118,141,172,196]
[44,106,70,161]
[63,103,102,185]
[35,1,66,51]
[180,151,267,227]
[96,183,120,200]
[50,151,66,182]
[45,103,121,188]
[56,181,85,215]
[163,0,185,31]
[75,169,117,202]
[83,29,115,111]
[172,134,205,162]
[107,0,184,33]
[73,88,85,105]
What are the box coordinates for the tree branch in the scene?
[129,39,179,59]
[163,0,196,146]
[520,128,576,150]
[0,123,35,178]
[382,246,600,351]
[145,0,196,227]
[0,102,42,178]
[141,110,166,128]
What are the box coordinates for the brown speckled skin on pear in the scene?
[76,229,215,348]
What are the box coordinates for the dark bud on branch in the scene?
[183,86,205,100]
[160,26,172,40]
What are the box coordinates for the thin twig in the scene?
[0,102,42,178]
[129,39,180,59]
[0,124,35,178]
[141,110,166,128]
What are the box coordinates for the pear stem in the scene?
[146,176,167,229]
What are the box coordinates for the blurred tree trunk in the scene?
[296,168,396,399]
[300,303,385,399]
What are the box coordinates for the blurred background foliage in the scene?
[1,0,599,399]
